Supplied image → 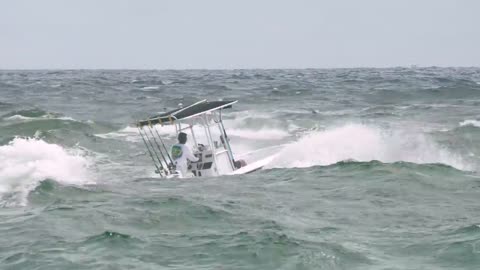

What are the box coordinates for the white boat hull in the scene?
[228,153,278,175]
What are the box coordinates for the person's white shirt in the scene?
[171,143,199,177]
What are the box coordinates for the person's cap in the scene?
[178,132,187,141]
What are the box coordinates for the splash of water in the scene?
[269,123,472,171]
[0,138,93,207]
[460,120,480,128]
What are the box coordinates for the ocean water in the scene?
[1,68,480,269]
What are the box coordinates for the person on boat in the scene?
[171,132,199,177]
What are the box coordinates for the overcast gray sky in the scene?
[1,0,479,69]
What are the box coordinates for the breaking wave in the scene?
[269,123,472,171]
[460,120,480,128]
[95,126,143,142]
[1,109,76,122]
[0,138,93,207]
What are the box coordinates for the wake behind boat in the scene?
[136,99,274,178]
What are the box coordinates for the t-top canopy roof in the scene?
[137,99,237,127]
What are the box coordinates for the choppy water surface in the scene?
[1,68,480,269]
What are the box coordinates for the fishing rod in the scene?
[142,127,167,173]
[146,125,171,174]
[153,127,174,168]
[137,125,163,176]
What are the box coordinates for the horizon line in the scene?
[1,65,480,71]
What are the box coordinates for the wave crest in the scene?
[460,120,480,128]
[0,138,93,207]
[269,123,472,171]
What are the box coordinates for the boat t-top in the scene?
[136,99,272,178]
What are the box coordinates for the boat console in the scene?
[189,144,215,176]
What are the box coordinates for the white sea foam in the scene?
[459,120,480,128]
[162,80,174,85]
[95,125,178,142]
[4,115,33,121]
[141,86,160,90]
[269,123,471,171]
[3,114,76,122]
[95,114,291,143]
[0,138,93,207]
[95,126,141,142]
[222,113,291,140]
[227,128,289,140]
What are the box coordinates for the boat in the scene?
[136,99,275,178]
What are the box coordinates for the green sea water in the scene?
[1,68,480,269]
